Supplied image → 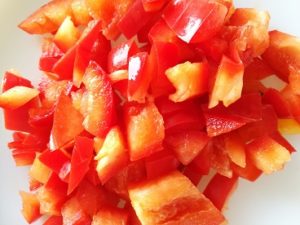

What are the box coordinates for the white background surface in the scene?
[0,0,300,224]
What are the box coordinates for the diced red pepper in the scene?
[53,20,102,80]
[95,126,129,184]
[209,54,244,108]
[128,52,153,103]
[163,0,227,43]
[2,71,38,132]
[61,197,92,225]
[107,39,139,73]
[39,149,71,180]
[92,207,129,225]
[50,93,84,149]
[39,38,64,72]
[129,171,225,225]
[124,102,165,160]
[145,149,179,179]
[38,173,68,216]
[118,0,156,39]
[204,174,238,210]
[165,130,210,165]
[142,0,168,12]
[20,191,41,224]
[43,216,63,225]
[68,136,94,194]
[82,61,115,137]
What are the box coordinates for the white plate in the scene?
[0,0,300,224]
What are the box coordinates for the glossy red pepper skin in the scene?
[162,0,227,43]
[68,136,94,194]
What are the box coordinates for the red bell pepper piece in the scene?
[262,30,300,82]
[90,32,111,72]
[43,216,63,225]
[39,38,63,72]
[2,71,38,132]
[73,31,111,87]
[128,52,153,103]
[85,160,101,186]
[166,61,209,102]
[39,149,71,181]
[204,93,262,137]
[209,53,244,108]
[38,173,68,216]
[231,155,262,182]
[129,171,225,225]
[20,191,41,224]
[28,106,54,134]
[210,137,233,178]
[263,88,291,118]
[204,174,238,210]
[149,19,196,61]
[75,180,119,217]
[104,161,146,199]
[68,136,94,194]
[85,0,134,40]
[270,131,296,153]
[92,207,129,225]
[164,109,206,134]
[162,0,227,43]
[238,105,278,142]
[196,37,228,63]
[95,126,129,184]
[149,42,178,97]
[82,61,115,137]
[53,20,102,80]
[188,144,212,176]
[142,0,169,12]
[50,93,84,149]
[124,102,165,161]
[165,130,210,165]
[247,135,291,174]
[281,85,300,123]
[155,96,200,115]
[38,77,73,108]
[107,39,139,73]
[182,164,203,186]
[145,149,179,179]
[61,197,92,225]
[118,0,156,39]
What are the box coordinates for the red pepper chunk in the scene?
[20,191,41,224]
[163,0,227,43]
[92,207,129,225]
[129,171,225,225]
[50,93,84,150]
[2,71,38,133]
[118,0,156,39]
[128,52,153,103]
[125,102,165,161]
[43,216,63,225]
[165,130,210,165]
[166,61,209,102]
[68,136,94,194]
[39,149,71,180]
[38,173,68,216]
[82,61,115,137]
[204,174,238,210]
[142,0,168,12]
[107,39,139,73]
[247,135,291,174]
[95,126,129,184]
[145,149,179,179]
[209,54,244,108]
